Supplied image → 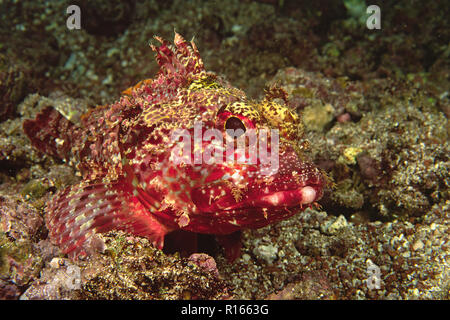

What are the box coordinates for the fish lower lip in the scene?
[251,186,317,207]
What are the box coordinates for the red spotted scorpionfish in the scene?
[23,33,326,261]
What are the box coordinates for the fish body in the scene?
[23,33,326,260]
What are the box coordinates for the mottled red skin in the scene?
[23,33,326,261]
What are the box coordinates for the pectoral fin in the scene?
[46,180,170,259]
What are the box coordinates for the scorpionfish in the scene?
[23,33,326,260]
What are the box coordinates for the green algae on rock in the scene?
[77,231,232,299]
[270,67,449,220]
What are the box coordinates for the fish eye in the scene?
[225,116,246,138]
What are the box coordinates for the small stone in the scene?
[49,257,64,269]
[412,240,424,251]
[188,253,219,277]
[357,153,383,184]
[241,253,251,263]
[321,215,348,235]
[341,147,363,165]
[0,194,44,240]
[253,244,278,265]
[337,113,351,123]
[302,103,335,132]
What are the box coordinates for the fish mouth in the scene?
[247,185,319,208]
[191,150,326,213]
[221,182,323,212]
[188,168,325,234]
[225,166,325,211]
[191,179,323,214]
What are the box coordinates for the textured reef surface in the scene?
[0,0,449,299]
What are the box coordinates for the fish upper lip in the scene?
[253,185,319,207]
[221,184,321,211]
[192,168,325,212]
